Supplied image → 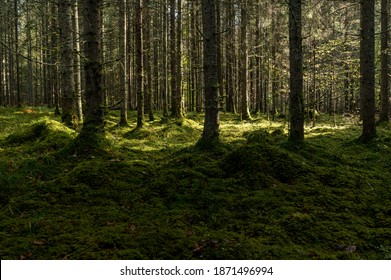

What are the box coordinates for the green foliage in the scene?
[1,108,391,259]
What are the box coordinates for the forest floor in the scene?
[1,107,391,259]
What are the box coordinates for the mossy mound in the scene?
[4,118,76,153]
[158,118,202,143]
[223,129,309,186]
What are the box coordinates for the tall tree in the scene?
[80,0,104,136]
[161,0,169,117]
[379,0,389,123]
[240,0,251,120]
[175,0,183,117]
[200,0,219,143]
[359,0,376,142]
[143,0,154,121]
[119,0,127,125]
[74,0,83,123]
[59,0,75,126]
[169,0,183,118]
[14,0,20,106]
[288,0,304,144]
[225,0,236,113]
[135,0,144,128]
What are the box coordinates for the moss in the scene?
[1,108,391,259]
[3,118,77,155]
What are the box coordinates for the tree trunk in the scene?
[80,0,104,135]
[74,0,83,123]
[225,0,235,113]
[200,0,219,143]
[119,0,127,125]
[59,0,75,126]
[379,0,389,123]
[14,0,20,107]
[135,0,144,128]
[161,0,169,117]
[360,0,376,142]
[143,0,154,121]
[240,0,251,120]
[176,0,183,117]
[170,0,177,117]
[288,0,304,144]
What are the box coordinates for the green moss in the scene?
[1,108,391,259]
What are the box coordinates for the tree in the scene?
[288,0,304,144]
[143,0,154,121]
[199,0,219,143]
[14,0,20,107]
[119,0,127,126]
[379,0,389,123]
[135,0,144,129]
[359,0,376,142]
[161,0,169,117]
[58,0,75,126]
[74,0,83,123]
[240,0,251,120]
[225,0,236,113]
[169,0,183,118]
[80,0,104,136]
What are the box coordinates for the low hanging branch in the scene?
[101,98,125,110]
[0,39,57,66]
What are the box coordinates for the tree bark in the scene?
[135,0,144,128]
[143,0,154,121]
[240,0,251,120]
[74,0,83,123]
[288,0,304,144]
[119,0,127,125]
[170,0,177,117]
[80,0,104,135]
[379,0,389,123]
[200,0,219,143]
[360,0,376,142]
[59,0,75,126]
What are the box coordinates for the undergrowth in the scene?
[0,107,390,259]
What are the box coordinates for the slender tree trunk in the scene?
[379,0,389,123]
[135,0,144,128]
[161,0,168,117]
[74,0,83,123]
[119,0,127,125]
[26,4,34,106]
[225,0,235,113]
[143,0,154,121]
[200,0,219,143]
[360,0,376,142]
[14,0,20,107]
[50,1,60,114]
[216,0,223,102]
[175,0,183,117]
[170,0,177,117]
[288,0,304,144]
[125,0,132,111]
[59,0,75,126]
[254,1,261,114]
[240,0,251,120]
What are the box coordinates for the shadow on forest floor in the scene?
[1,107,391,259]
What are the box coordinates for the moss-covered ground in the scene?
[1,107,391,259]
